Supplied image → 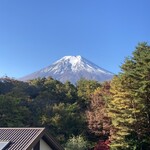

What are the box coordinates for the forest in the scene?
[0,43,150,150]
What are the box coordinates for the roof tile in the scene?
[0,128,44,150]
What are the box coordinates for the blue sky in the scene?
[0,0,150,78]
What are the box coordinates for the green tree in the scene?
[109,75,135,149]
[40,102,86,143]
[76,79,101,109]
[0,95,32,127]
[108,43,150,149]
[65,135,88,150]
[63,81,77,103]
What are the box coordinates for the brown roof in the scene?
[0,128,64,150]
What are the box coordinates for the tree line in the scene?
[0,43,149,149]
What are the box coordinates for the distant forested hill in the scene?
[0,76,105,149]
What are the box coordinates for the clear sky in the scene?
[0,0,150,78]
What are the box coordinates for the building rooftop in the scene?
[0,128,63,150]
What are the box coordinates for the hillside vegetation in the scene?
[0,43,150,150]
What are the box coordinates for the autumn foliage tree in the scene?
[86,82,111,149]
[94,140,110,150]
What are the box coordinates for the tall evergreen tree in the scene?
[108,43,150,149]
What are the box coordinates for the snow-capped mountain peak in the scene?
[54,55,82,67]
[50,55,111,73]
[20,55,114,84]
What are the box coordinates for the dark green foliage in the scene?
[63,81,77,103]
[0,95,32,126]
[0,77,14,94]
[40,102,86,143]
[76,78,101,110]
[0,77,88,145]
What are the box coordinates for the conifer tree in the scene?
[108,43,150,149]
[109,75,135,149]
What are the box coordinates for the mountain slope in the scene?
[20,55,114,83]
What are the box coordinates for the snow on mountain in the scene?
[19,55,114,84]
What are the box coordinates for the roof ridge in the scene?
[0,127,45,129]
[0,128,63,150]
[24,128,45,150]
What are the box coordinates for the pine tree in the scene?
[108,43,150,149]
[109,75,136,149]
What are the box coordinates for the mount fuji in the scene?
[20,55,114,84]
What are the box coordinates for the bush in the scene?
[65,135,88,150]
